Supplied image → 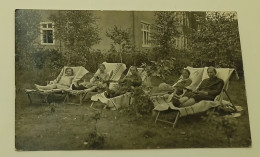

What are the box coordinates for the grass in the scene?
[15,77,251,150]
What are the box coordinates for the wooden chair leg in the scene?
[82,92,88,101]
[90,101,95,108]
[79,93,83,105]
[26,93,32,105]
[173,111,180,129]
[155,111,160,124]
[43,94,50,104]
[224,90,237,112]
[63,93,69,104]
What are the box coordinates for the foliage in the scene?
[16,49,64,89]
[142,58,180,83]
[130,87,154,116]
[86,131,105,149]
[203,110,238,146]
[188,12,243,75]
[15,10,65,88]
[49,10,101,68]
[151,11,180,60]
[106,25,133,63]
[105,25,151,67]
[105,48,150,68]
[15,10,42,71]
[146,11,191,83]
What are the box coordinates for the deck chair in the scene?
[154,67,239,129]
[63,62,127,105]
[90,66,151,110]
[150,67,204,107]
[24,66,89,105]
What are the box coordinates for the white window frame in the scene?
[141,21,151,47]
[184,36,188,49]
[40,22,55,45]
[180,12,184,25]
[175,36,187,49]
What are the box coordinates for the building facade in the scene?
[35,10,199,53]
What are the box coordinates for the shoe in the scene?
[110,107,117,111]
[172,97,181,107]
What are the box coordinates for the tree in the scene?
[49,10,101,68]
[188,12,243,75]
[151,11,180,60]
[15,10,41,71]
[106,25,132,63]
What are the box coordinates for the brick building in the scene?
[36,10,200,52]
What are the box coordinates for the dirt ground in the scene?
[15,78,251,150]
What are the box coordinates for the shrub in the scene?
[86,131,105,149]
[142,58,179,84]
[188,12,244,76]
[130,87,154,116]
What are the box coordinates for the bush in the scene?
[16,48,65,89]
[188,12,244,76]
[85,131,105,149]
[130,87,154,116]
[142,58,178,84]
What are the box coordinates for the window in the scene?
[180,12,184,25]
[196,20,201,31]
[40,22,54,45]
[176,12,184,25]
[141,22,151,47]
[184,13,190,27]
[184,36,188,49]
[175,36,188,49]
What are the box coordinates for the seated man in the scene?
[35,67,75,91]
[177,66,224,107]
[105,66,142,98]
[72,63,110,92]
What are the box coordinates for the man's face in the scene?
[207,68,216,78]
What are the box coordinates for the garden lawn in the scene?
[15,78,251,150]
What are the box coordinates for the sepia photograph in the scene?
[15,9,251,150]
